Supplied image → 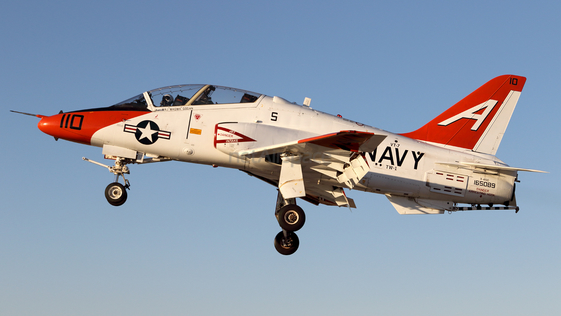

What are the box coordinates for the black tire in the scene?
[277,204,306,232]
[274,231,299,256]
[105,182,128,206]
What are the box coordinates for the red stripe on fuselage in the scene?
[38,110,150,145]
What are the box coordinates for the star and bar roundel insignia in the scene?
[124,120,171,145]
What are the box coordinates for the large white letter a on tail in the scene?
[437,100,498,131]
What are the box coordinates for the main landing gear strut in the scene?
[273,193,306,255]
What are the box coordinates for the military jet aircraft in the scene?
[12,75,545,255]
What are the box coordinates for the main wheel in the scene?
[105,182,128,206]
[277,204,306,232]
[274,231,299,255]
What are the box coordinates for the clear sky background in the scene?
[1,1,559,315]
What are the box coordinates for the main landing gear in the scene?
[273,194,306,255]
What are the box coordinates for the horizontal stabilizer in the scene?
[436,162,547,173]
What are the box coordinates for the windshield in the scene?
[109,84,262,111]
[149,84,205,107]
[110,93,149,110]
[148,84,261,108]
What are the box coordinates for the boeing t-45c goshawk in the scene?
[13,75,545,255]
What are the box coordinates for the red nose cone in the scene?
[38,113,91,144]
[36,110,151,145]
[38,115,58,135]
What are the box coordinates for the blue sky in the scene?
[1,1,559,315]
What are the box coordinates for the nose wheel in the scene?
[105,182,129,206]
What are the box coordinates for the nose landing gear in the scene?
[83,155,171,206]
[83,156,132,206]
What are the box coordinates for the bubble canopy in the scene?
[110,84,263,111]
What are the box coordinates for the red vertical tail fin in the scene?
[400,75,526,155]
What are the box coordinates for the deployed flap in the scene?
[308,149,370,189]
[336,154,370,188]
[304,185,356,208]
[222,127,386,206]
[386,195,452,214]
[279,155,306,199]
[235,129,385,190]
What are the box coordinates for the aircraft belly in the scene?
[365,172,423,197]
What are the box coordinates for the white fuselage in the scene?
[90,95,516,206]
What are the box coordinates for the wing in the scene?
[214,122,387,207]
[237,130,386,157]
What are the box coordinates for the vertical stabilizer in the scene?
[401,75,526,155]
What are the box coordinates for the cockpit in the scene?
[110,84,262,111]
